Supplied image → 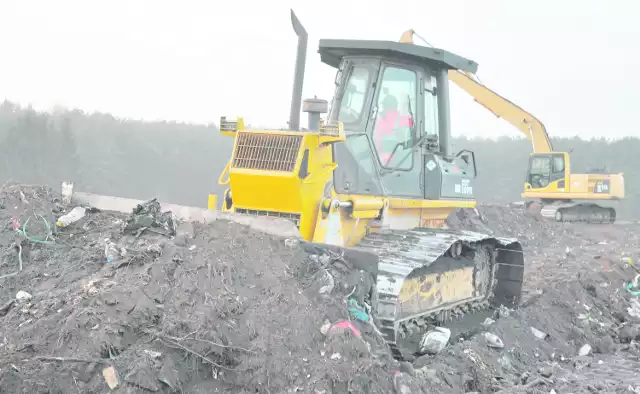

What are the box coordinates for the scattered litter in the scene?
[56,206,86,227]
[497,305,511,318]
[482,317,495,327]
[628,299,640,318]
[15,290,32,302]
[320,320,332,336]
[318,270,335,294]
[347,299,369,322]
[285,238,300,248]
[102,366,119,389]
[625,274,640,296]
[61,181,74,204]
[531,326,548,340]
[122,198,176,236]
[104,239,119,263]
[143,350,162,359]
[419,327,451,354]
[484,332,504,348]
[578,344,592,356]
[327,320,362,338]
[538,365,553,378]
[1,184,640,393]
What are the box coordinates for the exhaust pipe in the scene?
[288,9,308,131]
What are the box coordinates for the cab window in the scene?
[337,66,370,125]
[530,157,551,175]
[552,156,565,173]
[371,66,417,170]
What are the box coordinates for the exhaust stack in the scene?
[288,10,308,131]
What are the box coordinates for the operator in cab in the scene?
[373,94,413,165]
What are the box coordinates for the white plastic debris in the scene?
[143,350,162,359]
[330,353,341,360]
[104,239,119,263]
[320,320,332,336]
[497,305,511,318]
[57,206,86,227]
[284,238,300,248]
[102,366,119,389]
[318,270,335,294]
[61,181,74,204]
[578,344,592,356]
[16,290,32,302]
[484,332,504,348]
[482,317,495,327]
[419,327,451,354]
[530,326,548,340]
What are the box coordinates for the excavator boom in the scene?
[447,70,553,153]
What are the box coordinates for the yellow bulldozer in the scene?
[209,11,525,359]
[72,10,525,360]
[448,68,625,223]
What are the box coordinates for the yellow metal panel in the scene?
[207,194,217,210]
[351,210,382,219]
[388,198,476,209]
[398,268,475,315]
[568,174,589,193]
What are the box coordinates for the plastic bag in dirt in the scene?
[122,198,176,236]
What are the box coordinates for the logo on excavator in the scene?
[455,179,473,195]
[594,180,610,194]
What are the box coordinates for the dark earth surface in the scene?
[0,184,639,393]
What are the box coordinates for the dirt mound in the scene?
[0,183,404,393]
[441,205,640,392]
[2,185,640,393]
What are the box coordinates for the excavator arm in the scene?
[398,29,553,153]
[447,69,553,153]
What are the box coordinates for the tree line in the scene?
[0,100,637,219]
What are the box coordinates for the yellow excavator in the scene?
[447,67,625,223]
[212,11,524,359]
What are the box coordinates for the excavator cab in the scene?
[526,153,568,190]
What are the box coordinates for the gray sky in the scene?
[1,0,638,138]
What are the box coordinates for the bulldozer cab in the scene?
[319,39,480,200]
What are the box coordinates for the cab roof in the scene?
[318,39,478,74]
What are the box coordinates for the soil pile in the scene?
[441,205,640,392]
[1,185,640,393]
[0,183,402,393]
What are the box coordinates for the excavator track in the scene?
[539,202,616,224]
[354,228,524,360]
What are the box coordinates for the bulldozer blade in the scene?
[72,192,301,238]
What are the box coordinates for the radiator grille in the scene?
[232,133,302,172]
[235,208,301,229]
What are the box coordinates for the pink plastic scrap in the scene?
[328,320,362,338]
[11,217,20,231]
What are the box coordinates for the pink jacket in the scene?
[374,111,413,162]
